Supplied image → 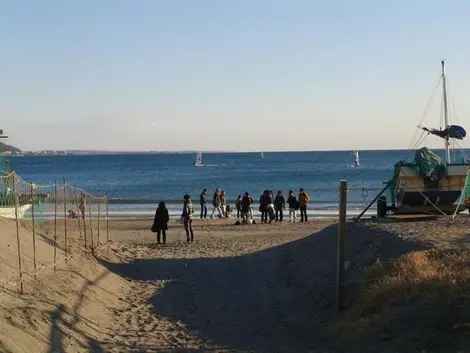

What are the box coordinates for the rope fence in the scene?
[0,171,108,294]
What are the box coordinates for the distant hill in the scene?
[0,142,21,153]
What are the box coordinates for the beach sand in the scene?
[1,216,470,352]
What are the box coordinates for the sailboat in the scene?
[378,61,469,216]
[260,152,264,158]
[193,152,203,167]
[353,150,360,167]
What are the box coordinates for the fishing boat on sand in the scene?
[376,61,470,217]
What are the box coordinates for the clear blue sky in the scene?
[1,0,470,151]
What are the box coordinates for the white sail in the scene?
[260,152,264,158]
[193,152,202,166]
[354,150,360,167]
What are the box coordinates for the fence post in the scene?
[53,182,58,272]
[80,192,87,249]
[63,178,68,263]
[88,197,94,251]
[97,198,101,248]
[30,183,37,281]
[337,180,348,311]
[106,195,109,254]
[13,172,24,294]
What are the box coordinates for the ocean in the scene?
[2,149,454,219]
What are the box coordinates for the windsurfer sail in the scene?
[193,152,203,167]
[354,150,360,167]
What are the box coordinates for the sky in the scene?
[2,0,470,152]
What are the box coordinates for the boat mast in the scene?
[442,60,451,163]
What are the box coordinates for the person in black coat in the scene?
[152,201,170,244]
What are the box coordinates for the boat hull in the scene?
[0,204,32,219]
[393,164,469,215]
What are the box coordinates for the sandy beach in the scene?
[1,215,470,352]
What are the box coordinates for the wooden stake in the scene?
[82,194,87,249]
[63,178,68,263]
[53,183,58,272]
[106,195,109,254]
[30,183,37,281]
[337,180,348,311]
[88,198,94,251]
[97,198,101,248]
[13,173,24,294]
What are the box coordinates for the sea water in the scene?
[5,150,448,219]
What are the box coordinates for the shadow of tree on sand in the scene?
[99,222,430,352]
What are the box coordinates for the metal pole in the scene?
[337,180,347,311]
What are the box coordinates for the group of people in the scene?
[199,187,310,223]
[151,188,311,244]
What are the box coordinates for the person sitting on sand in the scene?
[182,194,195,243]
[225,204,233,218]
[152,201,170,244]
[235,194,242,219]
[287,190,298,223]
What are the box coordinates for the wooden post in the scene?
[88,197,94,251]
[53,183,58,272]
[106,195,109,254]
[97,198,101,248]
[75,185,82,242]
[30,183,37,281]
[337,180,348,311]
[63,178,68,263]
[82,194,87,249]
[13,173,24,294]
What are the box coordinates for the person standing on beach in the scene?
[287,190,298,223]
[298,188,310,222]
[210,188,222,219]
[152,201,169,244]
[220,190,227,218]
[259,190,269,223]
[182,194,195,243]
[235,194,242,219]
[241,192,252,223]
[274,190,285,222]
[200,188,207,219]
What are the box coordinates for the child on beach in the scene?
[152,201,170,244]
[287,190,298,223]
[182,194,195,243]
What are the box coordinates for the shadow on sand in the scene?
[98,222,431,352]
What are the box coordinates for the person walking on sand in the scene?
[182,194,195,243]
[210,188,222,219]
[299,188,310,222]
[287,190,298,223]
[274,190,285,222]
[235,194,242,219]
[200,188,208,219]
[267,190,275,223]
[152,201,169,244]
